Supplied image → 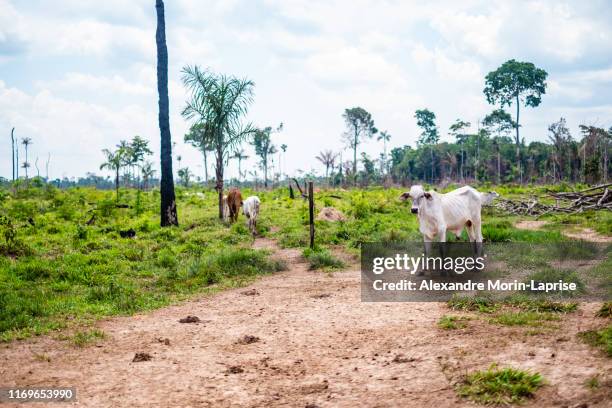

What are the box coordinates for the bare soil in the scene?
[563,228,612,243]
[0,238,610,407]
[515,220,612,243]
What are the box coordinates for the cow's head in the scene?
[400,185,431,214]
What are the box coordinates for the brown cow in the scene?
[226,188,243,223]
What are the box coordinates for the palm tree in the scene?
[377,130,391,175]
[181,65,255,219]
[141,161,156,190]
[280,143,287,178]
[100,148,123,202]
[156,0,178,226]
[252,126,279,188]
[10,128,15,181]
[21,137,32,179]
[116,140,132,186]
[130,135,153,188]
[232,149,249,180]
[184,122,214,183]
[315,150,337,183]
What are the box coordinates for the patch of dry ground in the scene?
[515,220,612,243]
[0,237,610,407]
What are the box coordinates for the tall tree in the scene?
[100,148,124,202]
[377,130,391,175]
[10,128,15,182]
[252,125,280,188]
[316,150,337,183]
[181,65,255,219]
[449,119,471,181]
[547,118,572,181]
[184,122,214,183]
[141,161,156,190]
[130,135,153,188]
[231,149,249,180]
[484,59,548,183]
[156,0,178,226]
[415,109,439,183]
[280,143,287,178]
[342,107,377,185]
[483,110,515,184]
[21,137,32,180]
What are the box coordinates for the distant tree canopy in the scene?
[342,107,377,184]
[484,59,548,183]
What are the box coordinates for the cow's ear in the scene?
[424,192,432,200]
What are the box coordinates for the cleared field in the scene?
[1,184,611,406]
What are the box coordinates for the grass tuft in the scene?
[596,302,612,318]
[71,329,106,347]
[491,311,560,327]
[447,295,499,314]
[438,315,468,330]
[578,325,612,357]
[303,248,345,271]
[457,364,544,405]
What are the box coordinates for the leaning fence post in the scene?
[308,181,314,249]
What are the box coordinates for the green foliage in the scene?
[448,295,499,314]
[484,59,548,109]
[438,315,468,330]
[71,329,106,347]
[525,268,585,295]
[303,248,344,271]
[596,302,612,318]
[457,364,544,405]
[578,325,612,357]
[490,311,560,327]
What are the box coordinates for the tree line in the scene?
[316,59,610,187]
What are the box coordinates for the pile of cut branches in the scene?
[494,183,612,217]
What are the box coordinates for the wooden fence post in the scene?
[308,181,314,249]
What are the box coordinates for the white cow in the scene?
[480,191,500,205]
[400,185,484,257]
[222,195,230,222]
[242,196,261,235]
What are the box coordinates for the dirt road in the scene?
[1,238,609,407]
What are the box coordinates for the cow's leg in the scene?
[473,218,483,257]
[438,226,449,276]
[421,236,433,276]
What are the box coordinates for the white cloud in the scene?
[1,0,611,180]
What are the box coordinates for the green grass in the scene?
[0,183,609,342]
[457,364,544,405]
[302,247,345,271]
[447,295,500,314]
[490,311,560,327]
[525,268,586,296]
[0,186,287,341]
[502,294,578,313]
[596,302,612,318]
[585,375,600,389]
[438,315,468,330]
[70,329,106,347]
[578,325,612,357]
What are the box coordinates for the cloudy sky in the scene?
[1,0,611,181]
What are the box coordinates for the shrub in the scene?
[156,248,178,269]
[303,248,345,271]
